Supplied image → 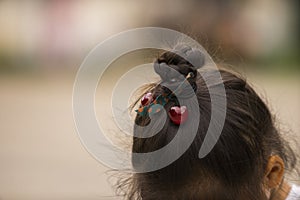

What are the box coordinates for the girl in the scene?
[117,44,299,200]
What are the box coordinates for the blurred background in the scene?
[0,0,299,199]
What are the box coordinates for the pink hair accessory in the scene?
[168,106,188,125]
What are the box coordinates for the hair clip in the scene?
[136,93,168,116]
[135,70,194,125]
[136,92,188,125]
[141,92,153,106]
[168,106,188,125]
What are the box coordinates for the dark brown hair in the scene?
[116,46,298,200]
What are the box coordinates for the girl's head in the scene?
[119,45,298,200]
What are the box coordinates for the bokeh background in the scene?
[0,0,299,199]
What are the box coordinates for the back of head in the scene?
[122,45,297,200]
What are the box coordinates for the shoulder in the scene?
[286,185,300,200]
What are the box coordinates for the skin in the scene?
[264,155,292,200]
[272,181,292,200]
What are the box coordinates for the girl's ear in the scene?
[264,155,285,189]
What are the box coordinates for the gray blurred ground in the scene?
[0,72,299,200]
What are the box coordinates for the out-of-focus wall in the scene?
[0,0,299,72]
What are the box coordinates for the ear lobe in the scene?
[264,155,285,189]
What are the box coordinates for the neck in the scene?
[271,181,291,200]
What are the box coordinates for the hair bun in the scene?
[173,44,205,69]
[153,44,205,98]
